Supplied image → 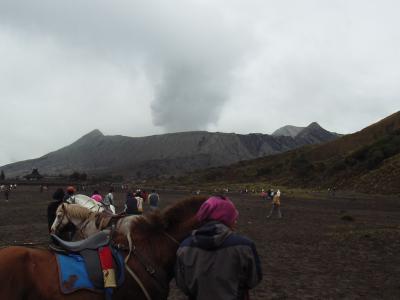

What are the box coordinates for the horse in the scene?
[66,194,116,214]
[50,203,122,239]
[0,196,207,299]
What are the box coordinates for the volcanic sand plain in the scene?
[1,185,399,299]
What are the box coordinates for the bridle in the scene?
[53,204,70,233]
[114,230,180,300]
[53,204,92,238]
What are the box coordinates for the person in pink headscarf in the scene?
[196,195,239,228]
[175,195,262,300]
[91,190,103,203]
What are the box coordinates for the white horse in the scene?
[50,203,134,239]
[65,194,115,213]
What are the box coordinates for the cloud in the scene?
[0,0,400,165]
[0,0,252,133]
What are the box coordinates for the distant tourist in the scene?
[135,191,144,213]
[102,188,115,212]
[91,190,103,203]
[3,185,10,201]
[329,187,336,198]
[267,188,275,200]
[63,186,76,202]
[148,190,160,210]
[267,189,282,219]
[47,188,65,231]
[261,190,268,201]
[124,192,138,214]
[141,189,148,203]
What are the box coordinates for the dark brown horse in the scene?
[0,196,207,300]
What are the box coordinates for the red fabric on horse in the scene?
[98,246,117,288]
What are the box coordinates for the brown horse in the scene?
[0,196,207,300]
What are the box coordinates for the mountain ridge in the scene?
[0,124,340,179]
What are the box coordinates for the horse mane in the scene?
[162,195,207,230]
[129,196,207,236]
[62,203,94,220]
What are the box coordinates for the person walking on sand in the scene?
[267,189,282,219]
[102,187,115,213]
[148,189,160,210]
[47,188,65,232]
[3,185,10,201]
[134,191,144,214]
[175,195,262,300]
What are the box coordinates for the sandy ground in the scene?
[1,186,400,299]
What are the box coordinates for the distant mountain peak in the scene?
[272,125,305,137]
[86,129,104,137]
[72,129,104,146]
[306,122,322,129]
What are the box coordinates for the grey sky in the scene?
[0,0,399,166]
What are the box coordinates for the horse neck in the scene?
[79,220,100,238]
[119,212,200,274]
[66,208,92,226]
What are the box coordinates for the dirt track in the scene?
[1,186,400,299]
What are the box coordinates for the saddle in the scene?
[50,230,124,296]
[50,230,110,252]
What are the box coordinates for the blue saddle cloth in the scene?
[56,253,99,294]
[56,249,125,294]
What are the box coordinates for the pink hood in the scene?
[91,194,103,202]
[196,196,239,227]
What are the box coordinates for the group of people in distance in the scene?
[46,186,262,299]
[124,189,160,215]
[0,184,16,201]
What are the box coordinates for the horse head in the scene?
[50,203,97,237]
[50,203,70,234]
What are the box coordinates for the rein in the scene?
[124,233,152,300]
[114,230,180,300]
[164,232,180,246]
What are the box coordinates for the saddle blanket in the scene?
[56,248,125,294]
[56,253,100,294]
